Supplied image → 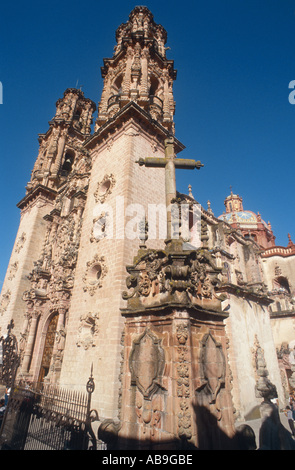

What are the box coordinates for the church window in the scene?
[113,75,123,94]
[149,76,159,97]
[73,108,81,121]
[61,151,75,173]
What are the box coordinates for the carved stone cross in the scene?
[136,136,204,240]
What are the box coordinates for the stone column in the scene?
[121,47,133,101]
[49,307,67,383]
[21,311,39,374]
[162,69,170,122]
[139,48,149,98]
[51,128,67,175]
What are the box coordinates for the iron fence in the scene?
[0,321,106,450]
[0,379,104,450]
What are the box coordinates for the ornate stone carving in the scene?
[51,326,67,373]
[129,328,165,400]
[0,320,20,387]
[122,246,223,312]
[175,322,192,440]
[8,261,19,280]
[83,254,108,296]
[94,174,116,203]
[253,335,278,401]
[0,290,11,316]
[90,212,110,243]
[95,6,176,133]
[76,312,100,349]
[198,332,226,405]
[15,232,26,253]
[135,394,162,437]
[21,179,87,383]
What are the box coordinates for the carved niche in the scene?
[129,328,165,400]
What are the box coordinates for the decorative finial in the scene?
[288,233,294,246]
[207,200,213,214]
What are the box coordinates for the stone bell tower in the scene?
[27,88,96,192]
[1,6,237,450]
[0,88,96,345]
[95,6,176,133]
[57,6,183,419]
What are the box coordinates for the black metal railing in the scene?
[107,94,120,109]
[0,323,105,450]
[0,377,104,450]
[149,95,163,110]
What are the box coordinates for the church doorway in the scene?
[38,313,58,384]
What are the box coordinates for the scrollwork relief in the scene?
[76,312,100,349]
[129,328,165,400]
[175,322,192,440]
[122,247,222,307]
[94,174,116,203]
[197,332,226,405]
[135,394,162,438]
[90,212,110,243]
[0,290,11,316]
[15,232,26,254]
[83,254,108,296]
[8,262,19,281]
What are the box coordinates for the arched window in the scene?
[73,108,81,121]
[61,150,75,173]
[149,76,159,97]
[273,276,291,294]
[109,74,123,98]
[113,75,123,95]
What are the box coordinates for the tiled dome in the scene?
[219,210,267,227]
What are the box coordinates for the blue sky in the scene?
[1,0,295,287]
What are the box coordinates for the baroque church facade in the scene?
[1,7,295,448]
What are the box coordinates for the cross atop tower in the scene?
[136,136,204,240]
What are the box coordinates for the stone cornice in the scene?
[217,283,273,306]
[84,101,185,153]
[121,302,229,321]
[17,185,57,211]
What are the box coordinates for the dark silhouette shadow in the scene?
[258,401,295,450]
[98,402,295,451]
[2,389,295,450]
[98,405,254,451]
